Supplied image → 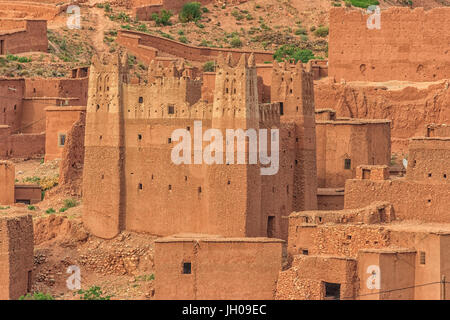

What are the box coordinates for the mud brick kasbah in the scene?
[0,1,449,301]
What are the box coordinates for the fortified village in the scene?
[0,0,449,300]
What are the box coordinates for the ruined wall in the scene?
[315,117,391,188]
[0,214,34,300]
[154,236,283,300]
[345,138,450,222]
[14,184,41,204]
[0,160,14,205]
[314,80,450,154]
[8,133,45,158]
[329,7,450,82]
[117,30,274,65]
[0,2,63,20]
[44,106,86,161]
[276,255,357,300]
[0,20,48,55]
[58,111,86,196]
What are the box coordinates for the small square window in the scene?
[168,138,172,144]
[168,105,175,114]
[302,249,309,255]
[58,133,66,147]
[183,262,191,274]
[139,97,143,103]
[138,134,142,140]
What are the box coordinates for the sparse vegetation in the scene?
[314,26,329,37]
[19,292,54,300]
[27,205,36,211]
[274,45,319,63]
[75,286,112,300]
[46,208,56,214]
[230,36,242,48]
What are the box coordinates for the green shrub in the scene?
[151,9,173,26]
[230,36,242,48]
[45,208,56,214]
[203,61,215,72]
[178,29,184,35]
[19,292,54,300]
[201,7,209,13]
[295,28,307,35]
[137,24,148,32]
[349,0,379,8]
[178,36,188,43]
[64,198,78,208]
[75,286,111,300]
[0,206,10,210]
[27,205,36,211]
[273,45,318,63]
[179,2,202,23]
[59,207,67,213]
[314,26,329,37]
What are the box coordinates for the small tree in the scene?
[151,9,173,26]
[179,2,202,23]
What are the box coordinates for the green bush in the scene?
[349,0,379,8]
[64,198,78,208]
[75,286,111,300]
[295,28,307,35]
[27,205,35,211]
[203,61,215,72]
[45,208,56,214]
[178,36,188,43]
[179,2,202,23]
[137,24,148,32]
[314,26,329,37]
[273,45,318,63]
[230,36,242,48]
[19,292,54,300]
[151,9,173,26]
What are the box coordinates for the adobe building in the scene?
[315,109,391,210]
[0,19,47,55]
[154,234,283,299]
[44,106,86,161]
[277,202,450,300]
[0,160,15,205]
[0,214,34,300]
[277,134,450,300]
[345,138,450,222]
[82,52,317,241]
[0,76,88,159]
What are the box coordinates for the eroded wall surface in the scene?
[329,7,450,82]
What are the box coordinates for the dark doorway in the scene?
[27,270,32,292]
[324,282,341,300]
[267,216,275,238]
[0,40,4,55]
